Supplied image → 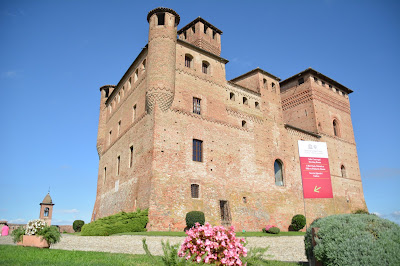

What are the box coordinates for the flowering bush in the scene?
[178,222,247,265]
[25,219,46,236]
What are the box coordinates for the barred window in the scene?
[191,184,199,198]
[193,139,203,162]
[193,97,201,115]
[185,54,193,68]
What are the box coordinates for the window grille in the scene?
[193,139,203,162]
[191,184,199,198]
[193,98,201,115]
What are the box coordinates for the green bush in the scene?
[37,226,61,245]
[304,214,400,265]
[290,214,306,231]
[185,211,205,229]
[73,220,85,232]
[353,209,369,214]
[11,227,25,243]
[267,227,280,234]
[81,209,148,236]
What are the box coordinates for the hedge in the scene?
[81,209,148,236]
[304,214,400,265]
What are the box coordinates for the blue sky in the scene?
[1,0,399,226]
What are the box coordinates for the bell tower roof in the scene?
[40,193,54,205]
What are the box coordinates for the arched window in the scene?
[274,160,284,186]
[185,54,193,68]
[263,78,267,89]
[242,120,247,128]
[230,92,235,101]
[255,102,260,109]
[44,207,49,217]
[271,82,276,92]
[341,165,346,178]
[243,97,248,105]
[333,119,339,137]
[202,61,209,74]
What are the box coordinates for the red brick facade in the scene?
[91,8,367,231]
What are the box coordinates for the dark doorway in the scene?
[219,200,231,227]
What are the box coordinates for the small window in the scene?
[183,31,187,39]
[212,30,216,39]
[263,79,267,89]
[117,156,120,175]
[314,77,318,82]
[193,139,203,162]
[274,160,284,186]
[157,13,165,25]
[202,61,209,74]
[132,105,137,122]
[185,55,193,68]
[44,207,49,217]
[321,81,325,86]
[128,77,132,90]
[341,165,346,178]
[129,146,134,168]
[142,59,146,70]
[193,97,201,115]
[109,130,112,145]
[191,25,195,33]
[204,25,208,34]
[255,102,260,109]
[118,120,121,136]
[243,97,248,105]
[117,92,121,103]
[242,120,247,128]
[333,119,339,137]
[103,167,107,184]
[272,82,276,92]
[242,197,247,203]
[230,92,235,101]
[298,78,304,85]
[191,184,199,198]
[329,84,332,88]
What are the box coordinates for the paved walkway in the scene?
[0,235,307,262]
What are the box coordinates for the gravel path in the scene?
[0,235,307,262]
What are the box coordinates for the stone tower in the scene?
[39,193,54,226]
[146,7,180,112]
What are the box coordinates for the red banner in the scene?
[298,141,333,198]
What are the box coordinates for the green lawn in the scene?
[112,231,305,237]
[0,245,302,265]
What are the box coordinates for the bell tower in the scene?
[39,193,54,226]
[146,7,180,112]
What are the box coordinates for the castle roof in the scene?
[40,193,54,205]
[280,68,353,94]
[147,7,180,24]
[178,17,223,35]
[230,67,281,82]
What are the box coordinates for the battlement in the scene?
[178,17,222,56]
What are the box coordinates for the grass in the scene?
[0,245,302,265]
[112,231,305,237]
[0,245,161,265]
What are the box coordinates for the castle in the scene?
[92,7,367,231]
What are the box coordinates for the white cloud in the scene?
[371,212,381,217]
[54,209,79,214]
[9,218,26,224]
[364,168,400,179]
[1,71,17,78]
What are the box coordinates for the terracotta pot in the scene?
[21,235,49,248]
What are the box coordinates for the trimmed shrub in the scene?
[81,209,148,236]
[73,220,85,232]
[304,214,400,265]
[267,227,280,234]
[353,209,369,214]
[290,214,306,231]
[185,211,205,229]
